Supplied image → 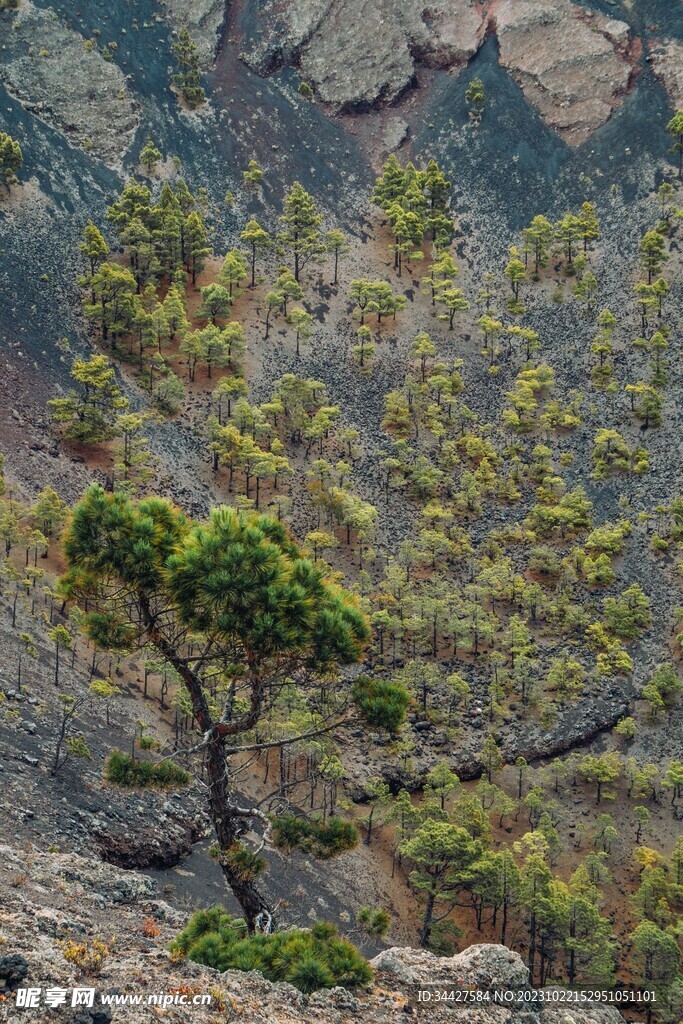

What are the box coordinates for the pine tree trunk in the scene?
[206,733,274,932]
[419,891,435,948]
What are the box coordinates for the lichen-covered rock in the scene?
[650,37,683,110]
[0,2,138,166]
[491,0,635,145]
[242,0,484,111]
[240,0,636,143]
[159,0,227,65]
[371,943,528,988]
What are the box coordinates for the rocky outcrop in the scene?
[241,0,637,143]
[0,845,624,1024]
[159,0,227,65]
[371,943,528,988]
[372,945,624,1023]
[95,813,206,870]
[0,2,139,167]
[650,38,683,111]
[491,0,635,145]
[242,0,486,111]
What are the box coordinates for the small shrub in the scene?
[271,814,358,859]
[138,734,159,750]
[222,842,266,882]
[352,674,410,733]
[356,906,391,938]
[60,938,113,976]
[171,908,372,993]
[105,750,189,789]
[142,916,161,938]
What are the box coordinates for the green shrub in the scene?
[105,750,189,789]
[357,906,391,938]
[171,908,372,993]
[271,814,358,859]
[352,674,410,733]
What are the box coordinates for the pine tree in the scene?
[631,921,681,1022]
[30,487,67,545]
[274,267,303,315]
[371,155,406,211]
[422,250,458,304]
[554,213,582,271]
[198,324,229,378]
[465,78,485,123]
[48,624,73,687]
[578,751,621,804]
[49,354,129,443]
[139,137,162,175]
[171,28,205,108]
[180,332,202,382]
[218,249,248,299]
[163,283,190,340]
[82,262,137,344]
[521,215,553,275]
[242,159,263,188]
[400,819,484,948]
[517,843,553,985]
[352,325,375,369]
[80,221,109,276]
[411,332,436,381]
[113,413,154,493]
[436,286,469,330]
[197,283,231,325]
[185,211,211,284]
[286,307,313,357]
[424,761,460,810]
[325,229,348,285]
[278,182,324,281]
[639,230,669,284]
[0,131,22,194]
[213,376,248,424]
[62,488,369,931]
[240,219,271,287]
[578,201,600,253]
[363,777,392,845]
[481,734,503,782]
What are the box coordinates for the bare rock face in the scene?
[159,0,227,65]
[650,38,683,110]
[371,943,529,988]
[372,945,624,1024]
[490,0,634,145]
[94,814,206,870]
[241,0,637,143]
[0,2,138,167]
[242,0,485,112]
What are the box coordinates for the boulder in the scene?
[0,1,139,166]
[371,942,528,989]
[0,953,29,991]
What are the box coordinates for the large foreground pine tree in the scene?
[61,486,369,930]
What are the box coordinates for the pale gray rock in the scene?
[371,942,528,988]
[241,0,636,143]
[0,2,138,166]
[491,0,634,144]
[159,0,227,65]
[650,37,683,110]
